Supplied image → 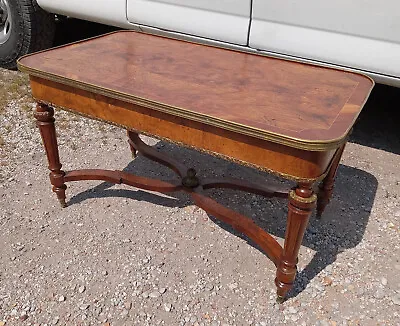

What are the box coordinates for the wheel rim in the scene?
[0,0,12,45]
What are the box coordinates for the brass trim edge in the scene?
[18,62,366,152]
[289,190,318,203]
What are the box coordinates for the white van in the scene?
[1,0,399,86]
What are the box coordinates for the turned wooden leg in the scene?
[127,130,138,159]
[34,103,67,208]
[275,182,316,302]
[317,144,345,218]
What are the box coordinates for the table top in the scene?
[18,31,374,151]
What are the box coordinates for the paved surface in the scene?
[0,21,400,326]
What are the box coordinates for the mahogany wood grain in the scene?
[65,169,182,193]
[275,183,317,301]
[34,103,67,207]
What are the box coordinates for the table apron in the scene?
[30,76,337,182]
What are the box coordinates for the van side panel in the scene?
[37,0,131,28]
[250,1,400,78]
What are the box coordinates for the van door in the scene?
[249,0,400,77]
[127,0,252,45]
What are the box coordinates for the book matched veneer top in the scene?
[18,31,374,151]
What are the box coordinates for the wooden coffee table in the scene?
[18,31,374,302]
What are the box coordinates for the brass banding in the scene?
[289,190,317,203]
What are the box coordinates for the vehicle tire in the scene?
[0,0,55,69]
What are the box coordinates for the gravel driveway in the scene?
[0,60,399,325]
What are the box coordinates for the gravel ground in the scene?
[0,65,399,326]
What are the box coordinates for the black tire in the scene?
[0,0,55,69]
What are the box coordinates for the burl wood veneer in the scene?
[18,31,374,302]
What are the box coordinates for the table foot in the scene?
[275,183,316,299]
[276,295,286,304]
[58,197,67,208]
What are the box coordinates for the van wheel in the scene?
[0,0,55,69]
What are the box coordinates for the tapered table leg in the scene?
[34,103,67,207]
[317,144,345,218]
[275,182,316,302]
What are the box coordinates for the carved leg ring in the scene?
[317,144,345,218]
[275,183,316,302]
[34,103,67,207]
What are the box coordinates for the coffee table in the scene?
[18,31,374,302]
